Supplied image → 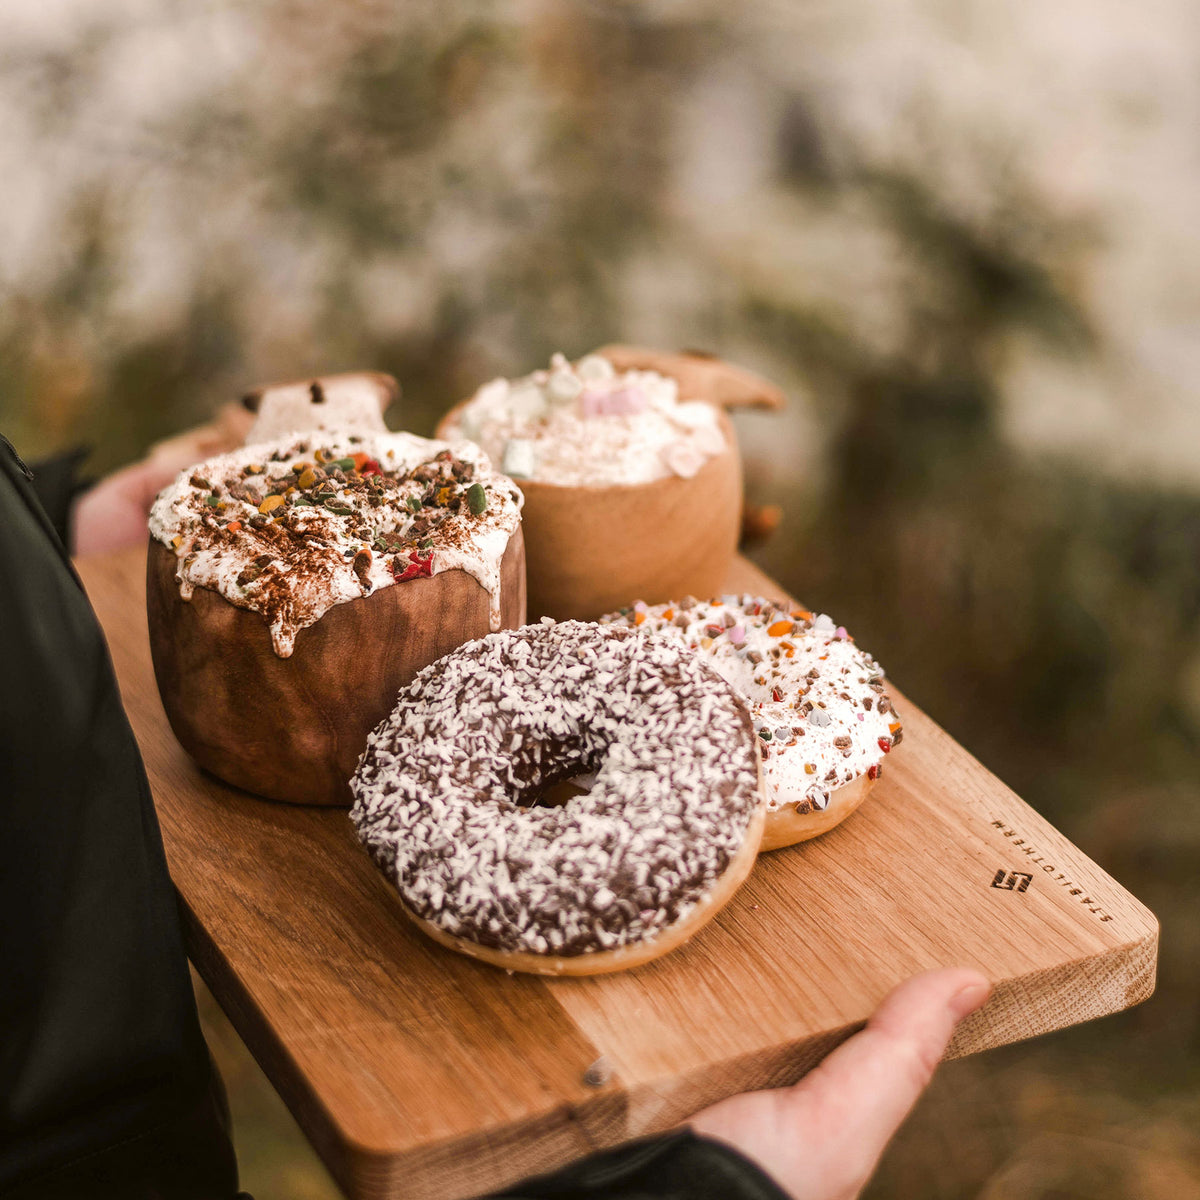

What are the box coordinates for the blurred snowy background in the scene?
[3,1,1199,1196]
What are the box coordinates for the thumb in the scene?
[795,968,990,1173]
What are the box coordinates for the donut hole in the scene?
[500,715,606,810]
[527,774,595,809]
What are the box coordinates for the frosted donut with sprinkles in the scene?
[349,621,765,975]
[602,596,902,850]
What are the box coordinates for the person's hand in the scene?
[71,457,189,556]
[689,967,990,1200]
[71,404,253,556]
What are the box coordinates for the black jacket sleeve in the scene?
[0,436,238,1200]
[489,1130,790,1200]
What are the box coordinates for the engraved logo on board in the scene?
[991,869,1033,892]
[989,818,1114,922]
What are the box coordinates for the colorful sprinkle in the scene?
[466,483,488,515]
[393,550,434,582]
[580,385,647,419]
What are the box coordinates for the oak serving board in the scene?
[77,546,1158,1200]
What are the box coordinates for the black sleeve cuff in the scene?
[486,1129,791,1200]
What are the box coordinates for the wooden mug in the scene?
[437,347,784,621]
[146,527,526,805]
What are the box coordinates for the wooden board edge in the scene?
[179,886,626,1200]
[946,927,1159,1060]
[341,1028,860,1200]
[564,925,1160,1152]
[606,1027,858,1144]
[338,1101,621,1200]
[177,892,368,1195]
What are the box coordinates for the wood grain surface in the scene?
[77,547,1158,1200]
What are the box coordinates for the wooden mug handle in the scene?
[595,345,786,411]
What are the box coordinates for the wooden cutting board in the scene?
[77,546,1157,1200]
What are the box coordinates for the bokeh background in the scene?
[4,1,1199,1196]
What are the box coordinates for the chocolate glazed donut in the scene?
[350,622,765,975]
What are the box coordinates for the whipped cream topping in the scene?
[602,596,902,813]
[149,431,523,657]
[441,352,729,486]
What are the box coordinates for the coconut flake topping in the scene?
[350,622,761,958]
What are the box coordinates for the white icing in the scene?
[149,431,523,657]
[602,596,901,811]
[442,352,729,486]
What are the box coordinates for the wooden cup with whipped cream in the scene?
[147,421,525,806]
[436,347,783,621]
